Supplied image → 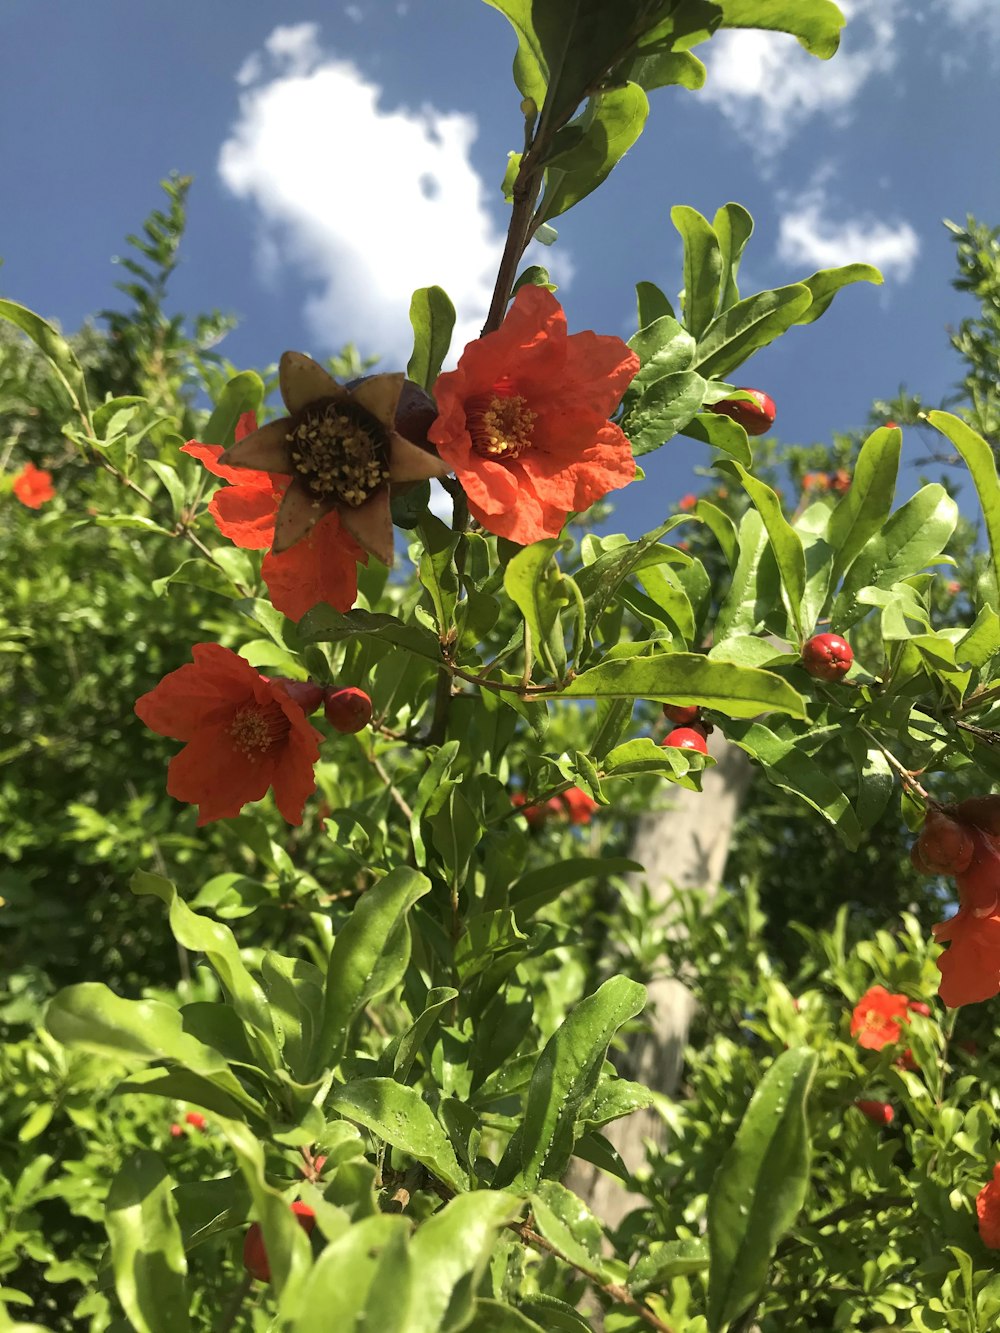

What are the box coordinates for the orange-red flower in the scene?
[830,468,852,494]
[511,791,562,826]
[182,413,367,621]
[678,493,697,512]
[802,471,829,493]
[12,461,55,508]
[978,1165,1000,1249]
[850,985,910,1050]
[428,286,638,545]
[854,1099,894,1126]
[933,817,1000,1007]
[135,643,322,825]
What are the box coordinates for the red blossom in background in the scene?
[927,799,1000,1007]
[978,1165,1000,1249]
[134,643,322,825]
[678,493,697,512]
[850,985,910,1050]
[182,413,367,621]
[559,787,599,824]
[854,1099,894,1126]
[429,286,638,545]
[12,461,55,508]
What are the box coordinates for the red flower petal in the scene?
[12,461,56,508]
[167,727,275,825]
[262,510,366,620]
[978,1164,1000,1249]
[934,906,1000,1007]
[135,643,260,740]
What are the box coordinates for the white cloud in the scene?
[777,187,920,282]
[219,24,566,365]
[700,0,902,154]
[934,0,1000,49]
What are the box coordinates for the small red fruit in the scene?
[324,687,373,733]
[801,633,853,681]
[708,387,776,436]
[243,1202,316,1284]
[855,1099,894,1126]
[270,678,325,714]
[169,1123,183,1138]
[185,1111,207,1131]
[663,727,708,754]
[915,809,974,876]
[663,703,700,726]
[884,421,898,429]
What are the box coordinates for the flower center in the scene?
[467,386,536,460]
[229,699,291,757]
[287,398,390,508]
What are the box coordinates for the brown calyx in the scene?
[287,397,390,508]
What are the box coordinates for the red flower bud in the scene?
[708,388,776,436]
[243,1203,316,1284]
[908,1001,932,1018]
[270,678,325,714]
[662,727,708,754]
[185,1111,207,1131]
[324,687,373,733]
[916,809,975,876]
[855,1099,894,1126]
[170,1123,184,1138]
[662,703,700,726]
[801,633,853,681]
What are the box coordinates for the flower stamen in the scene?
[288,399,390,508]
[229,700,291,756]
[467,387,537,460]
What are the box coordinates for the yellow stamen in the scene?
[467,389,536,460]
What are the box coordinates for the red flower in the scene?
[185,1111,207,1131]
[830,469,852,494]
[135,643,322,825]
[934,822,1000,1007]
[428,286,638,545]
[559,787,599,825]
[12,461,55,508]
[182,413,367,621]
[978,1165,1000,1249]
[511,791,562,826]
[854,1099,894,1126]
[678,493,697,512]
[802,471,829,493]
[850,985,910,1050]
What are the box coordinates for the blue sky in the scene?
[3,0,999,534]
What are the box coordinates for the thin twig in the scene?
[369,753,415,822]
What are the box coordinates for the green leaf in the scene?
[105,1153,189,1333]
[830,484,959,630]
[716,0,845,58]
[629,48,706,92]
[927,411,1000,611]
[635,280,675,326]
[0,298,91,424]
[470,1301,546,1333]
[201,371,264,448]
[715,509,775,639]
[693,499,738,566]
[626,315,696,402]
[429,786,482,892]
[45,984,259,1111]
[407,286,457,392]
[673,205,722,340]
[553,652,807,720]
[285,1216,412,1333]
[131,871,278,1064]
[730,721,862,846]
[692,285,813,379]
[509,857,643,920]
[299,606,442,663]
[845,733,894,833]
[538,83,649,223]
[680,408,752,466]
[826,425,901,586]
[706,1049,817,1333]
[734,465,806,638]
[314,867,430,1076]
[623,371,707,455]
[714,202,754,312]
[408,1192,524,1333]
[530,1181,611,1281]
[418,513,460,636]
[498,976,646,1188]
[504,539,571,680]
[797,263,882,324]
[376,987,459,1082]
[629,1238,710,1295]
[330,1078,468,1192]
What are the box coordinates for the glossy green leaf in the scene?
[928,411,1000,610]
[285,1216,412,1333]
[715,510,774,639]
[957,606,1000,669]
[201,371,264,448]
[376,987,459,1082]
[509,857,642,919]
[299,606,442,662]
[680,409,752,466]
[409,1191,524,1333]
[830,485,959,630]
[728,721,862,847]
[693,498,738,566]
[734,465,806,638]
[538,83,649,223]
[315,867,430,1075]
[45,984,258,1111]
[629,1237,710,1295]
[797,263,882,324]
[826,425,901,585]
[470,1302,546,1333]
[629,48,706,91]
[692,284,813,379]
[714,202,754,312]
[626,316,697,403]
[499,976,646,1188]
[600,737,709,790]
[105,1153,189,1333]
[407,285,457,392]
[504,539,570,679]
[623,370,707,455]
[716,0,845,57]
[845,733,894,833]
[418,513,460,636]
[553,652,807,719]
[0,298,91,424]
[673,205,722,339]
[131,871,278,1063]
[635,280,675,327]
[429,786,482,891]
[706,1048,817,1333]
[330,1078,468,1192]
[530,1180,611,1281]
